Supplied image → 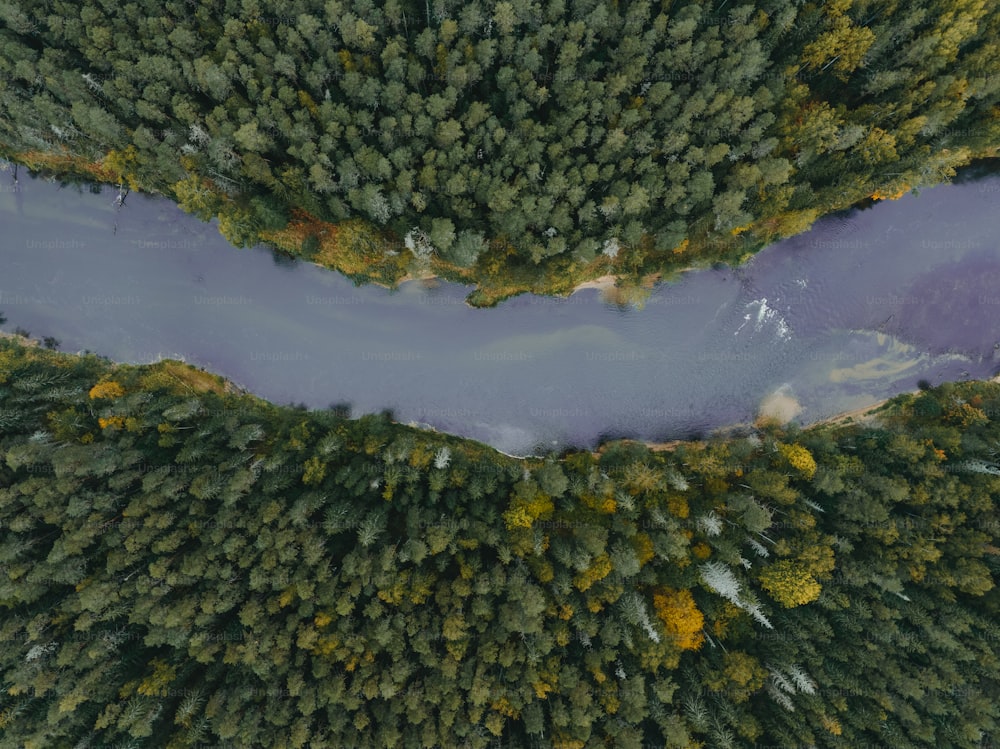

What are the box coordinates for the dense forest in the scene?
[1,0,999,303]
[0,335,997,747]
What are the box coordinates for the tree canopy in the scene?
[0,337,997,747]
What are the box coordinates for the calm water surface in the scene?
[1,164,998,454]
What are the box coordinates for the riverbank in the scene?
[616,394,897,456]
[570,274,618,293]
[0,330,249,398]
[3,323,996,462]
[0,329,39,347]
[632,374,1000,456]
[6,149,997,308]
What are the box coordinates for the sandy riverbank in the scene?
[397,263,704,306]
[570,274,618,292]
[633,393,893,454]
[396,271,621,295]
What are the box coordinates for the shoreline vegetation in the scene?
[601,396,893,457]
[0,147,689,308]
[2,0,999,305]
[6,148,998,309]
[0,327,968,457]
[1,337,998,747]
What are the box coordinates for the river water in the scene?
[1,164,998,455]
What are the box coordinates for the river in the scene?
[1,163,998,455]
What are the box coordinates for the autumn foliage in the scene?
[652,587,705,651]
[778,442,817,480]
[758,560,823,608]
[88,380,125,399]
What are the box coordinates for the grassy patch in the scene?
[147,361,233,397]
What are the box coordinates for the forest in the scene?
[0,335,997,747]
[1,0,999,302]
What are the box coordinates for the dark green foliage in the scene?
[300,233,321,260]
[0,340,998,746]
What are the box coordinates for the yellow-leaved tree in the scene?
[572,554,612,592]
[701,651,768,704]
[799,0,876,80]
[302,456,327,486]
[652,587,705,651]
[103,145,141,191]
[778,443,817,480]
[758,559,822,608]
[503,480,554,531]
[88,380,125,399]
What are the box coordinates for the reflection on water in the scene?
[1,164,999,455]
[827,332,923,384]
[884,252,1000,356]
